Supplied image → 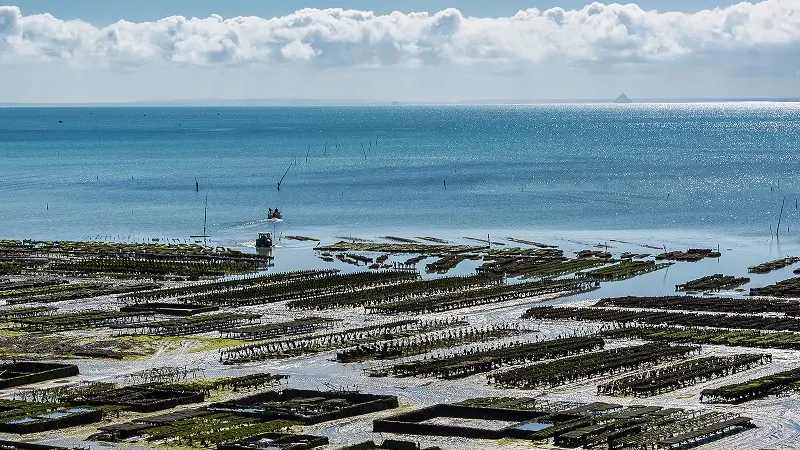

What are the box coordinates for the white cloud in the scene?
[1,2,800,103]
[0,1,799,69]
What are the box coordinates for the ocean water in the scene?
[2,103,800,249]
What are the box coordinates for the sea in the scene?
[3,103,800,288]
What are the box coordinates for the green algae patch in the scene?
[0,322,26,337]
[188,337,244,353]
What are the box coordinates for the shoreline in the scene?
[8,224,792,253]
[4,228,799,302]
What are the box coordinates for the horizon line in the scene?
[1,97,799,107]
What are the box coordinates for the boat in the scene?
[615,93,632,103]
[256,232,273,249]
[267,208,283,221]
[258,208,282,249]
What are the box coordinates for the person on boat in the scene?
[273,208,281,218]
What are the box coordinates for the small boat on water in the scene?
[257,207,283,249]
[267,208,283,222]
[256,232,273,249]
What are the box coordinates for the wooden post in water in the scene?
[777,197,786,237]
[278,163,292,191]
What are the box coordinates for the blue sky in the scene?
[11,1,730,24]
[0,1,797,103]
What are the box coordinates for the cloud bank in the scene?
[0,1,799,69]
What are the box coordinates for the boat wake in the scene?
[237,240,283,249]
[234,218,279,227]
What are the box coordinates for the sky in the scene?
[1,1,798,103]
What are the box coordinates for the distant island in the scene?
[615,93,633,103]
